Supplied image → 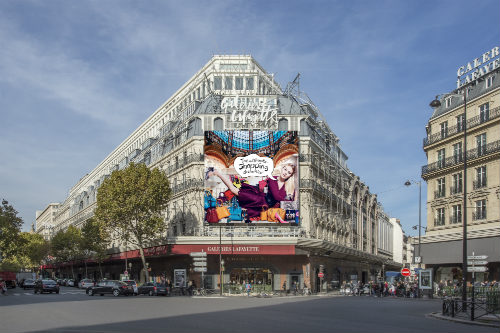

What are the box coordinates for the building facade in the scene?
[420,46,500,282]
[35,203,60,240]
[37,55,399,289]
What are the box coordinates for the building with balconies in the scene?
[37,55,400,289]
[420,47,500,283]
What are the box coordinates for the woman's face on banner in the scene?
[280,165,294,180]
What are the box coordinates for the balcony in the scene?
[434,190,446,199]
[473,179,487,190]
[434,218,445,226]
[423,105,500,147]
[449,215,461,224]
[450,185,462,195]
[422,139,500,176]
[472,211,487,221]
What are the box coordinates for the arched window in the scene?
[278,118,288,131]
[214,117,223,131]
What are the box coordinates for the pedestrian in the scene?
[245,280,252,297]
[282,280,287,295]
[167,279,172,296]
[179,276,185,296]
[187,279,193,296]
[1,280,7,295]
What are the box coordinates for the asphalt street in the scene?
[1,287,498,333]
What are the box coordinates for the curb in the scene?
[428,312,500,328]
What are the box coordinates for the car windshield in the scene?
[42,280,56,284]
[155,283,166,287]
[82,279,92,282]
[124,281,136,286]
[25,279,34,283]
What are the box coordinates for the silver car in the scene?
[78,279,94,289]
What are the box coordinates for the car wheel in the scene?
[113,289,120,297]
[88,289,94,296]
[100,294,104,296]
[56,291,59,294]
[149,290,153,296]
[34,289,37,294]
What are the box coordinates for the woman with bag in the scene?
[207,162,296,221]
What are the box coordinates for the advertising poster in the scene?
[174,269,186,288]
[204,131,299,225]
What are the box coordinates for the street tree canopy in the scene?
[0,199,23,270]
[51,225,83,278]
[81,218,110,279]
[94,162,171,281]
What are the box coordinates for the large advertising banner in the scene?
[204,131,299,225]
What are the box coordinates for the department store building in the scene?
[37,55,399,291]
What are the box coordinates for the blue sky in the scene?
[0,0,498,235]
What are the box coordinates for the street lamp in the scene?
[430,89,468,305]
[404,179,422,298]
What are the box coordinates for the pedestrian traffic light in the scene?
[319,265,324,273]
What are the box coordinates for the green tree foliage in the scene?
[16,232,50,271]
[94,163,171,281]
[51,225,83,278]
[81,218,110,279]
[0,199,23,271]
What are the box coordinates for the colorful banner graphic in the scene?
[204,131,299,225]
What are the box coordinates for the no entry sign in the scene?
[401,268,411,277]
[318,272,324,278]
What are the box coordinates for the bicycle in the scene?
[193,288,207,296]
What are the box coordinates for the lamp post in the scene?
[404,180,422,298]
[430,89,468,305]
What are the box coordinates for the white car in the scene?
[122,280,138,295]
[78,279,94,289]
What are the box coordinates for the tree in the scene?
[94,163,171,282]
[16,232,50,272]
[51,226,83,279]
[0,199,23,269]
[81,218,110,279]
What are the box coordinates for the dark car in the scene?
[23,279,36,290]
[34,279,60,294]
[87,280,133,297]
[138,282,168,296]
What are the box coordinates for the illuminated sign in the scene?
[221,96,278,129]
[456,46,500,88]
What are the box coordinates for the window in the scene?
[451,205,462,224]
[213,76,222,90]
[437,149,445,168]
[456,114,465,132]
[246,77,254,90]
[452,173,462,194]
[235,77,243,90]
[480,103,489,123]
[435,208,445,226]
[225,76,233,90]
[453,142,462,163]
[445,97,452,108]
[214,117,223,131]
[436,177,445,198]
[486,75,493,88]
[476,133,486,156]
[474,166,487,189]
[473,199,486,220]
[440,121,448,138]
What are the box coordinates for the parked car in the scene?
[138,282,168,296]
[123,280,138,295]
[56,279,64,286]
[34,279,60,294]
[23,279,36,290]
[78,279,94,289]
[67,279,75,287]
[87,280,133,297]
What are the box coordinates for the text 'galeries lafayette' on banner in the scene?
[110,244,296,259]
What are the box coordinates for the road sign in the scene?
[124,271,128,275]
[468,266,488,272]
[193,256,207,261]
[193,262,207,267]
[190,252,207,257]
[401,268,411,277]
[194,267,207,272]
[467,255,488,260]
[318,272,324,278]
[467,260,488,266]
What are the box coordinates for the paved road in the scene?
[1,287,498,333]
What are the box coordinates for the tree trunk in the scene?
[84,260,88,278]
[138,247,149,282]
[99,261,103,279]
[71,263,75,279]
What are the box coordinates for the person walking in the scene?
[282,281,287,295]
[245,281,252,297]
[1,280,7,295]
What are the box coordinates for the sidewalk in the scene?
[429,312,500,328]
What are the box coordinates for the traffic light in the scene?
[319,265,325,273]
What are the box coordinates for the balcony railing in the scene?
[450,185,462,195]
[472,211,487,221]
[434,190,446,199]
[423,106,500,147]
[449,215,461,224]
[422,139,500,175]
[473,179,487,190]
[434,218,445,226]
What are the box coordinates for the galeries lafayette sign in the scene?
[222,96,278,129]
[456,46,500,88]
[110,244,295,259]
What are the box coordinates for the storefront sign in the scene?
[456,46,500,88]
[222,96,278,129]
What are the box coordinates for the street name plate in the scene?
[194,267,207,272]
[193,262,207,267]
[193,257,207,261]
[190,252,207,257]
[467,260,488,265]
[467,255,488,260]
[468,266,488,272]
